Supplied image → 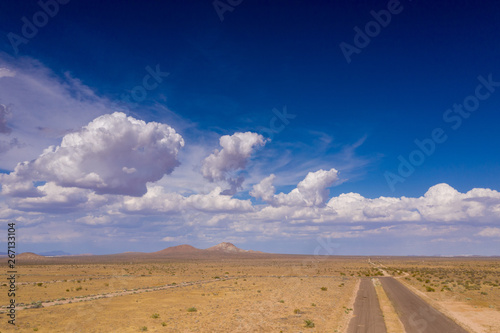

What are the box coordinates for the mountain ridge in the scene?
[27,242,264,259]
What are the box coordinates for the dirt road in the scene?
[379,277,468,333]
[347,278,387,333]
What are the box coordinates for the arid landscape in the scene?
[2,1,500,332]
[1,243,499,332]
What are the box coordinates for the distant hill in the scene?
[18,252,48,262]
[151,242,263,256]
[39,250,72,256]
[152,244,203,255]
[15,243,267,264]
[206,242,257,253]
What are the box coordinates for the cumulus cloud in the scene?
[185,187,253,213]
[1,112,184,196]
[326,183,500,223]
[476,227,500,237]
[201,132,266,194]
[121,185,253,215]
[249,174,276,202]
[252,168,339,207]
[122,186,184,214]
[248,182,500,228]
[0,56,125,170]
[10,182,92,213]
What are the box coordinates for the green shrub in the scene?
[140,327,147,331]
[151,313,160,319]
[320,287,327,291]
[304,319,315,328]
[31,301,43,309]
[187,307,197,312]
[294,308,301,314]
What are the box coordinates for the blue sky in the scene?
[0,0,499,255]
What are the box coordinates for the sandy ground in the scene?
[1,258,366,332]
[2,256,499,332]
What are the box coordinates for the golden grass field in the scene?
[1,255,499,332]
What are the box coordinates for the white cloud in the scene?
[9,182,94,213]
[76,215,111,226]
[121,185,253,215]
[476,227,500,237]
[185,187,253,213]
[201,132,266,194]
[122,186,183,214]
[325,183,500,223]
[0,56,124,169]
[1,112,184,196]
[0,67,15,78]
[249,174,276,202]
[252,168,339,207]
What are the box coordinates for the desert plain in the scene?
[1,245,499,332]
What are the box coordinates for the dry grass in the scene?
[0,257,367,332]
[3,256,499,332]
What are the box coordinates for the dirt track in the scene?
[347,278,387,333]
[379,277,468,333]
